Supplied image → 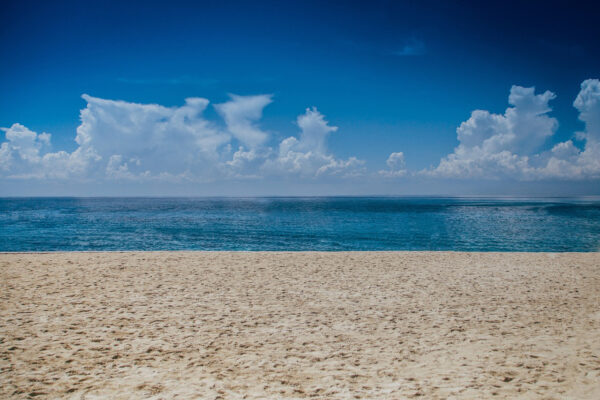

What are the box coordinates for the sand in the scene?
[1,252,599,399]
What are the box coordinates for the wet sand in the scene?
[1,252,599,399]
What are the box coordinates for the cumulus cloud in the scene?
[263,107,364,177]
[425,81,600,180]
[425,85,558,179]
[1,94,361,183]
[379,152,407,177]
[539,78,600,179]
[221,146,268,179]
[3,81,599,188]
[76,94,230,181]
[0,123,98,179]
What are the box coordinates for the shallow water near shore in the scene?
[1,197,599,251]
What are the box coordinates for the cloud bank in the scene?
[0,94,362,183]
[1,79,600,191]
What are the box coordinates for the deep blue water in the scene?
[0,197,599,252]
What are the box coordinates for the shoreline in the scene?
[1,250,599,253]
[2,251,599,398]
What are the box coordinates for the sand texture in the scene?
[1,252,600,399]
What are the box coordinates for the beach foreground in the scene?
[1,252,599,399]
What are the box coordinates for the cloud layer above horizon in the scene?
[1,79,600,187]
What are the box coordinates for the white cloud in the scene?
[0,123,98,179]
[214,94,272,149]
[379,152,407,177]
[263,107,364,177]
[450,86,558,158]
[221,146,267,179]
[1,95,232,182]
[296,107,338,153]
[539,78,600,179]
[424,82,600,180]
[77,94,229,181]
[2,81,599,189]
[105,155,136,180]
[386,152,405,169]
[574,79,600,139]
[1,123,47,166]
[1,95,362,183]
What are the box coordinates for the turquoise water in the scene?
[0,197,599,252]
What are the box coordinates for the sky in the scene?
[1,0,599,196]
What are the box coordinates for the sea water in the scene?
[0,197,599,251]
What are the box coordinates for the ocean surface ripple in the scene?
[1,197,599,251]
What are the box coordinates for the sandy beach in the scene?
[1,252,599,399]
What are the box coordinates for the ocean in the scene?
[0,197,599,252]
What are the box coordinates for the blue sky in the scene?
[1,0,600,195]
